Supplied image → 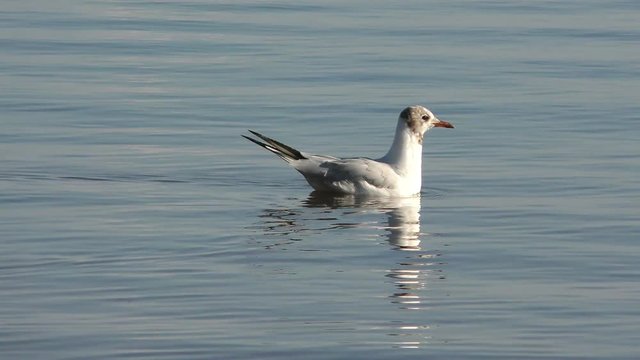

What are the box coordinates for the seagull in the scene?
[243,105,454,196]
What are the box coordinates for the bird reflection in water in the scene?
[256,191,445,348]
[304,192,443,307]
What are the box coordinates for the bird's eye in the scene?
[421,115,431,121]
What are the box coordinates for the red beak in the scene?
[434,120,454,128]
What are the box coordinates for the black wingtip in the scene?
[242,134,268,148]
[244,130,307,160]
[244,129,309,163]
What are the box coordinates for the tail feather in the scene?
[243,130,307,162]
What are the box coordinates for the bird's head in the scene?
[399,105,454,144]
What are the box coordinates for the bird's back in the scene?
[292,156,405,195]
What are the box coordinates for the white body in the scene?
[244,105,453,197]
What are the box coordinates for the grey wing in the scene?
[300,157,399,191]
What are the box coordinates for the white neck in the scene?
[380,120,423,179]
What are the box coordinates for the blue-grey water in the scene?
[2,1,639,359]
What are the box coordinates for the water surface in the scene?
[1,1,639,359]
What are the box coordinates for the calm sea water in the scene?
[2,1,639,359]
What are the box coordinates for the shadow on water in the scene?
[255,191,446,349]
